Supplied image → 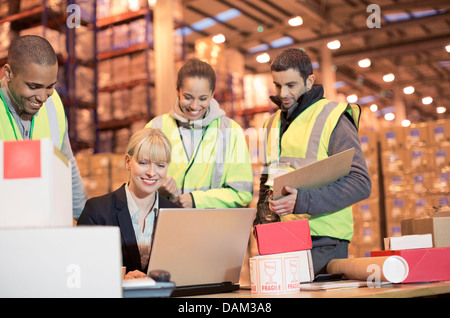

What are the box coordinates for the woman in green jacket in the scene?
[147,58,253,209]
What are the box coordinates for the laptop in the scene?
[147,208,255,297]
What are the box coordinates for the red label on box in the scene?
[3,140,41,179]
[371,247,450,283]
[255,219,312,255]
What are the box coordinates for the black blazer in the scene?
[77,184,180,273]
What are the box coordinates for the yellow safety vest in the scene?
[0,88,67,150]
[147,114,253,208]
[263,99,360,241]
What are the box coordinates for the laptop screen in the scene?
[148,208,255,287]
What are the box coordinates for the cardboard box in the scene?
[380,127,405,150]
[254,219,312,255]
[428,119,450,146]
[249,250,314,295]
[0,139,72,228]
[371,247,450,283]
[401,214,450,247]
[0,226,123,297]
[359,131,378,155]
[405,123,429,148]
[384,234,433,250]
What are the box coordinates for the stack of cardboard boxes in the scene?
[371,209,450,283]
[250,219,314,294]
[350,130,382,257]
[381,119,450,238]
[0,139,123,297]
[350,119,450,258]
[76,152,128,199]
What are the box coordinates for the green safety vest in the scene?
[147,114,253,208]
[0,88,66,150]
[263,99,361,241]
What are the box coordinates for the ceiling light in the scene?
[384,112,395,121]
[446,45,450,53]
[347,94,358,103]
[437,106,446,114]
[288,16,303,26]
[358,58,371,68]
[403,86,415,94]
[383,73,395,82]
[256,53,270,63]
[212,33,225,43]
[401,119,411,127]
[422,96,433,105]
[370,104,378,112]
[327,40,341,50]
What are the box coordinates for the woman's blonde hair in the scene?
[125,127,172,163]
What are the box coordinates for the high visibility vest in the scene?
[263,99,361,241]
[147,114,253,208]
[0,88,67,150]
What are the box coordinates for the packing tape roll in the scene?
[326,256,409,283]
[249,252,303,295]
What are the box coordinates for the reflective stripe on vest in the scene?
[0,89,66,150]
[149,114,253,194]
[263,99,361,241]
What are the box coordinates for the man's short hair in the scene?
[7,35,57,73]
[270,48,313,83]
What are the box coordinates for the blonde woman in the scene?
[78,128,179,279]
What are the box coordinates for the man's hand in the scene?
[174,193,194,208]
[158,176,180,200]
[268,186,297,217]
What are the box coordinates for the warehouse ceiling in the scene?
[179,0,450,124]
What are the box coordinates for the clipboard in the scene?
[272,148,355,200]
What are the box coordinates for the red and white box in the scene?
[254,219,312,255]
[0,139,72,228]
[249,250,314,295]
[371,247,450,283]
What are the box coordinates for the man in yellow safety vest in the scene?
[0,35,87,221]
[257,48,372,275]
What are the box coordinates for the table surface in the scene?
[187,280,450,298]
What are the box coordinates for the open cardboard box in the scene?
[401,210,450,248]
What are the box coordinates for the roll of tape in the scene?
[250,251,304,295]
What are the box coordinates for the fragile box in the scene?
[371,247,450,283]
[254,219,312,255]
[401,213,450,247]
[0,139,72,228]
[249,250,314,295]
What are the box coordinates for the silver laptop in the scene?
[147,208,255,296]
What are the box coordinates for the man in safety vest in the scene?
[0,35,87,222]
[257,48,372,275]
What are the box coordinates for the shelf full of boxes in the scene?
[77,0,156,198]
[349,119,450,258]
[380,120,450,237]
[0,0,95,152]
[76,0,185,199]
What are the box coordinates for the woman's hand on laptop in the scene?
[124,270,147,280]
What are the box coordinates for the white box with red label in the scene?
[0,139,72,228]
